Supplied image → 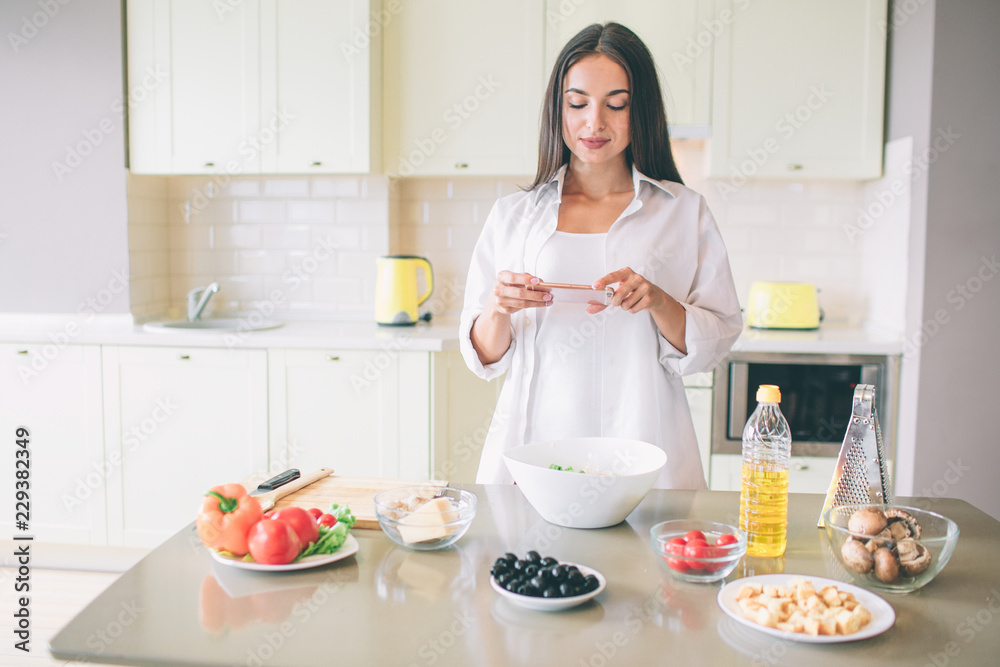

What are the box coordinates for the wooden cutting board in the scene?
[272,474,448,529]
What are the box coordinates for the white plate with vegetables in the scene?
[210,534,359,572]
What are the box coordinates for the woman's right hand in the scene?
[472,271,550,365]
[488,271,552,315]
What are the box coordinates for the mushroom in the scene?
[873,547,900,583]
[885,508,922,540]
[897,538,933,576]
[865,527,895,554]
[848,508,888,537]
[841,538,874,574]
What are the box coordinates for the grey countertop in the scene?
[49,488,997,666]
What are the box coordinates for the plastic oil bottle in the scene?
[739,384,791,557]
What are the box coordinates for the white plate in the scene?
[717,574,895,643]
[208,534,359,572]
[490,562,605,612]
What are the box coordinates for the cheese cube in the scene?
[396,497,460,544]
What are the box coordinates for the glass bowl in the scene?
[650,520,747,584]
[822,504,960,593]
[373,487,477,551]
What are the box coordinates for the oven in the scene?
[711,352,899,458]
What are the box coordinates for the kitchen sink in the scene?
[143,318,283,333]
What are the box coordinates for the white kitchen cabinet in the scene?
[102,346,268,548]
[709,0,887,179]
[683,372,713,482]
[260,0,378,173]
[544,0,715,133]
[709,453,837,493]
[0,344,107,545]
[430,351,504,483]
[268,348,407,478]
[382,0,544,176]
[127,0,377,174]
[126,0,261,174]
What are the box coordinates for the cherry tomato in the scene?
[663,537,690,573]
[306,507,323,520]
[247,518,302,565]
[683,530,706,543]
[684,539,710,571]
[268,507,319,547]
[715,533,739,547]
[317,513,337,528]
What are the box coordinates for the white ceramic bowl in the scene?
[502,437,666,529]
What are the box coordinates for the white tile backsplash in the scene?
[127,142,907,326]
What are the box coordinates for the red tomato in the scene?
[683,530,706,543]
[306,507,323,520]
[684,540,710,571]
[247,519,302,565]
[664,537,690,573]
[268,507,319,547]
[317,514,337,528]
[715,533,739,547]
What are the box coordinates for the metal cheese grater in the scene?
[817,384,893,527]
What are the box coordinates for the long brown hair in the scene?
[529,22,683,189]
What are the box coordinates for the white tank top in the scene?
[524,231,607,445]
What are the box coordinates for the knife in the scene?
[252,467,334,511]
[250,469,301,496]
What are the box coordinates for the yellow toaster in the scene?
[746,282,821,329]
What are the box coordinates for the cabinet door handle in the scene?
[792,462,808,471]
[310,161,322,167]
[325,355,340,361]
[16,350,28,355]
[787,163,804,171]
[454,162,469,169]
[179,355,191,360]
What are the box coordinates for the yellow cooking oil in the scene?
[739,463,789,557]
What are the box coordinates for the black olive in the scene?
[512,559,526,571]
[584,575,599,591]
[526,550,541,562]
[542,588,558,598]
[551,565,567,578]
[540,557,557,568]
[503,552,517,562]
[524,564,539,577]
[529,575,545,589]
[558,582,573,596]
[568,571,584,585]
[516,584,529,595]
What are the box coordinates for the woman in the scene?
[459,23,742,488]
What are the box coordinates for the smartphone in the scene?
[528,281,614,305]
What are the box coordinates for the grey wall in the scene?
[0,0,130,314]
[884,0,936,500]
[912,0,1000,519]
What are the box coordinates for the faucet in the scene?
[187,282,220,322]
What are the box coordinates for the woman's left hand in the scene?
[591,267,687,354]
[588,267,666,315]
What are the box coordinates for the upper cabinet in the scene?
[543,0,714,135]
[126,0,378,175]
[382,0,544,177]
[709,0,887,180]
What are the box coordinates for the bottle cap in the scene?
[756,384,781,403]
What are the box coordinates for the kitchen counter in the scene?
[1,313,901,355]
[0,314,463,352]
[733,322,903,355]
[49,488,997,666]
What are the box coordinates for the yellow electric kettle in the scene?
[375,256,434,326]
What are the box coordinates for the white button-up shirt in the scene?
[459,165,742,489]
